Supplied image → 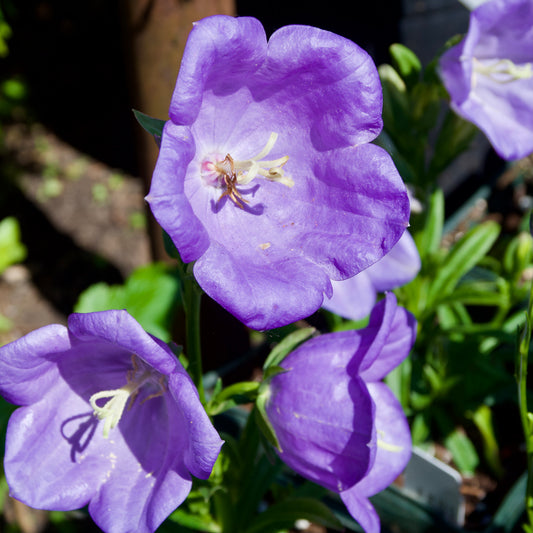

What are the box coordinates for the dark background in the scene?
[0,0,468,178]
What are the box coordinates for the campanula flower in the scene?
[439,0,533,160]
[0,310,223,533]
[146,15,410,331]
[266,293,415,533]
[323,231,420,321]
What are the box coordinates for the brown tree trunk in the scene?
[120,0,236,261]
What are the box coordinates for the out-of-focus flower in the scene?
[439,0,533,160]
[0,310,223,533]
[266,293,416,533]
[146,15,410,331]
[323,231,420,321]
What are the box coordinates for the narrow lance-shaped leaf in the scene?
[263,327,315,370]
[414,187,444,261]
[132,109,166,142]
[243,497,343,533]
[428,220,500,306]
[389,43,421,89]
[428,110,479,179]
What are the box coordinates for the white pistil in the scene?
[89,356,164,439]
[471,57,533,87]
[90,384,138,439]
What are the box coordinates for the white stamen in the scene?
[248,131,279,161]
[232,132,293,187]
[470,57,533,87]
[89,356,165,438]
[377,429,404,453]
[90,386,136,439]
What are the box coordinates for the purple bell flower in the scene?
[146,15,410,331]
[323,231,420,321]
[0,310,223,533]
[266,293,416,533]
[439,0,533,160]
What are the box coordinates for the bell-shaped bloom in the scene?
[439,0,533,160]
[0,310,223,533]
[146,15,410,331]
[323,231,420,321]
[266,293,416,533]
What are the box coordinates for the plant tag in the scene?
[401,447,465,526]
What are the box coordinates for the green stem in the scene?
[518,281,533,530]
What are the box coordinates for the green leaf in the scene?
[0,397,15,457]
[254,393,281,451]
[263,327,315,370]
[0,216,26,274]
[168,509,221,533]
[74,263,180,342]
[243,497,343,533]
[262,365,288,382]
[411,412,431,444]
[428,110,479,179]
[433,407,479,474]
[414,188,444,261]
[0,313,12,334]
[428,221,500,306]
[410,82,442,134]
[439,280,509,307]
[163,230,183,262]
[503,231,533,279]
[233,453,284,532]
[379,64,412,147]
[436,302,472,330]
[444,428,479,475]
[389,43,421,89]
[484,471,527,533]
[132,109,166,139]
[207,381,260,416]
[374,130,418,184]
[469,405,503,478]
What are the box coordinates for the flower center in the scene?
[201,132,293,209]
[89,355,166,438]
[471,57,533,86]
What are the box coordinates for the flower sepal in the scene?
[133,109,166,146]
[263,327,316,371]
[206,380,260,417]
[255,385,282,452]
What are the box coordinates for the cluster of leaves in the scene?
[377,42,479,194]
[379,44,532,483]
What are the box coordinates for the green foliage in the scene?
[242,497,342,533]
[133,109,166,140]
[74,262,181,342]
[0,216,26,274]
[395,201,521,473]
[377,42,478,191]
[254,390,281,451]
[262,327,315,370]
[207,381,260,416]
[389,43,422,90]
